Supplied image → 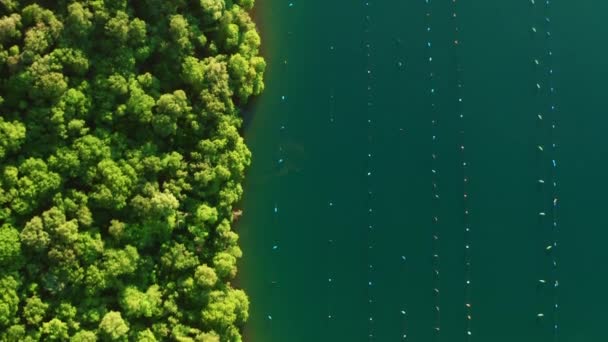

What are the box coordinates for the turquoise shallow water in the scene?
[238,0,608,341]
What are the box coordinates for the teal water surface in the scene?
[238,0,608,341]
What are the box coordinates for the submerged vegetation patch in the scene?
[0,0,264,340]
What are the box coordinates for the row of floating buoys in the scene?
[390,14,409,342]
[327,197,335,326]
[424,0,442,339]
[326,40,337,327]
[362,0,376,340]
[393,24,409,342]
[531,0,550,330]
[531,0,561,339]
[450,0,473,339]
[266,0,298,327]
[530,0,547,332]
[543,1,561,340]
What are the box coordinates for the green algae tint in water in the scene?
[238,0,608,341]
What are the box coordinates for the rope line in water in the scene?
[393,30,409,342]
[267,120,284,332]
[268,87,285,328]
[543,1,561,338]
[530,0,549,333]
[539,0,561,339]
[266,0,298,331]
[450,0,473,339]
[327,43,337,327]
[326,194,335,327]
[531,0,561,339]
[424,0,442,339]
[363,1,376,340]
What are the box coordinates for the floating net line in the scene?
[530,0,561,339]
[543,1,561,339]
[449,0,473,340]
[266,115,284,333]
[326,41,337,329]
[424,0,442,339]
[265,1,298,333]
[362,0,376,340]
[393,28,409,342]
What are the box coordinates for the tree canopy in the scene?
[0,0,263,340]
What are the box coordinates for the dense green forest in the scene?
[0,0,264,340]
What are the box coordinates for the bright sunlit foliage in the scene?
[0,0,264,340]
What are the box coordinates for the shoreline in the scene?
[235,1,272,341]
